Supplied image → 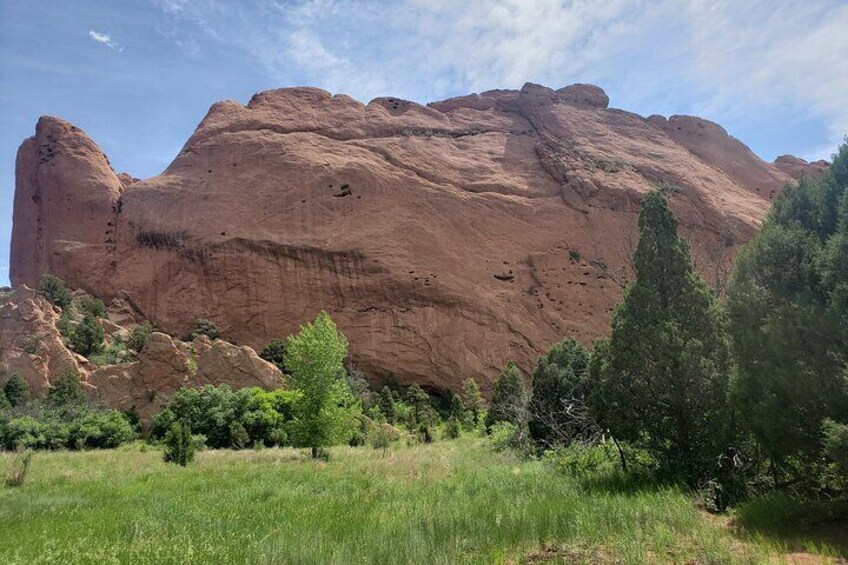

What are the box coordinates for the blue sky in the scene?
[2,0,847,286]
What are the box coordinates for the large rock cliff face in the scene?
[9,83,805,391]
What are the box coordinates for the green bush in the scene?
[229,422,249,450]
[3,449,33,487]
[79,296,106,318]
[89,338,131,366]
[47,372,86,407]
[489,422,520,453]
[39,274,72,309]
[822,419,848,469]
[259,339,287,371]
[163,421,195,466]
[128,322,154,352]
[443,418,461,440]
[188,319,219,341]
[485,361,529,437]
[2,416,69,450]
[2,374,29,408]
[150,386,303,449]
[68,411,136,449]
[69,314,105,357]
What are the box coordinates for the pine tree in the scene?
[484,361,529,435]
[163,421,195,466]
[460,378,485,425]
[595,190,733,485]
[70,313,105,356]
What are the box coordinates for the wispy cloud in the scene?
[88,30,123,52]
[154,0,848,157]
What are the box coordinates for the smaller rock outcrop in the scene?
[1,286,284,423]
[196,339,282,390]
[773,155,830,180]
[556,84,610,108]
[0,287,78,393]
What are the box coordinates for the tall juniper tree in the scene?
[593,190,734,485]
[728,142,848,483]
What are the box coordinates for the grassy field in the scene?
[1,437,844,564]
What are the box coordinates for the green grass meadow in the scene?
[1,437,844,564]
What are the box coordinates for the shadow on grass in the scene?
[732,493,848,556]
[574,469,666,495]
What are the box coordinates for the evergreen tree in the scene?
[285,311,357,458]
[484,361,529,435]
[460,378,485,425]
[47,371,86,407]
[595,190,734,485]
[528,338,593,447]
[378,386,399,423]
[163,421,195,466]
[259,339,287,371]
[3,374,30,408]
[39,274,72,309]
[70,313,105,357]
[728,142,848,481]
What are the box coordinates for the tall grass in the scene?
[2,449,32,487]
[0,439,838,564]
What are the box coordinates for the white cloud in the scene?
[155,0,848,155]
[88,30,123,51]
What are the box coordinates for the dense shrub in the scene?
[488,422,522,453]
[460,378,485,426]
[163,421,195,466]
[259,339,287,371]
[39,274,72,309]
[229,422,249,450]
[2,374,29,408]
[128,322,154,352]
[46,372,86,407]
[79,296,106,318]
[2,416,69,450]
[68,410,136,449]
[443,418,461,440]
[150,386,303,449]
[89,338,131,366]
[187,319,219,341]
[3,449,33,487]
[822,419,848,470]
[69,314,105,357]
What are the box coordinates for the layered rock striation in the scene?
[10,82,814,390]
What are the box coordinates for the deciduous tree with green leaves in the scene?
[285,311,359,458]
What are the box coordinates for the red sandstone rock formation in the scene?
[9,82,812,391]
[773,154,830,180]
[0,287,283,420]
